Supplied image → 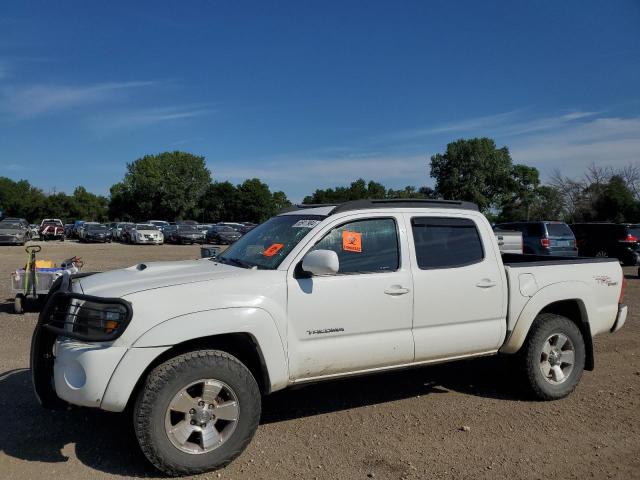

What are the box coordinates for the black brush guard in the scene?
[30,272,131,408]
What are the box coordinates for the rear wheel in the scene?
[134,350,261,476]
[14,295,24,314]
[595,250,608,258]
[520,313,585,400]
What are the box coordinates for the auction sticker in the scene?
[263,243,284,257]
[342,231,362,253]
[292,219,321,228]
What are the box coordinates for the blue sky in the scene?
[1,0,639,202]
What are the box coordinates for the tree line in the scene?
[1,140,639,224]
[305,137,640,223]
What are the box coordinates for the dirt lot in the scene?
[0,241,638,480]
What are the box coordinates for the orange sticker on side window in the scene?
[342,231,362,253]
[263,243,284,257]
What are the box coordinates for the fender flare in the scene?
[500,281,594,355]
[100,307,289,412]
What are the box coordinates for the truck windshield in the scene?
[218,215,325,269]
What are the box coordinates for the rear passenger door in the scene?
[406,214,506,361]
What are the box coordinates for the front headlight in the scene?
[69,299,131,340]
[42,292,132,342]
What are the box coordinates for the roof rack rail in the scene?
[278,203,336,214]
[329,198,478,214]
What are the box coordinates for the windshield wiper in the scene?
[217,257,254,269]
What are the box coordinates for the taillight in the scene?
[622,233,639,243]
[540,238,550,248]
[619,277,627,303]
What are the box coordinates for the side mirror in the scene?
[302,249,339,276]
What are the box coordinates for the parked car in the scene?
[239,222,257,234]
[196,224,213,234]
[64,224,75,238]
[0,219,30,245]
[148,220,170,232]
[127,223,164,245]
[205,225,242,245]
[217,222,244,232]
[39,219,65,241]
[164,224,205,244]
[113,222,134,242]
[494,229,523,254]
[494,221,577,256]
[569,223,640,265]
[32,199,628,476]
[78,222,100,242]
[81,224,111,243]
[2,217,29,228]
[29,224,40,238]
[71,220,86,239]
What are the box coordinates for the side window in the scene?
[311,218,399,274]
[411,217,484,269]
[526,223,543,236]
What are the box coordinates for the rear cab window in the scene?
[411,217,484,269]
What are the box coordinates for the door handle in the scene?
[476,279,497,288]
[384,285,410,296]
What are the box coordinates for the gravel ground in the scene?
[0,241,638,480]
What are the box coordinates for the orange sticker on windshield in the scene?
[263,243,284,257]
[342,231,362,253]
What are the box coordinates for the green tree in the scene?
[593,175,639,222]
[236,178,279,222]
[303,179,388,204]
[200,181,239,222]
[430,138,513,212]
[0,177,47,222]
[272,190,291,212]
[499,165,541,221]
[109,151,211,220]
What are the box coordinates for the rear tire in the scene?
[134,350,261,476]
[519,313,585,400]
[14,295,24,314]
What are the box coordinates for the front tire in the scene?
[134,350,261,476]
[520,313,585,400]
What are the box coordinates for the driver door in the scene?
[286,214,414,380]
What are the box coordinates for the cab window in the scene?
[411,217,484,269]
[311,218,399,274]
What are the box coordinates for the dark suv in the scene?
[494,221,577,256]
[569,223,640,266]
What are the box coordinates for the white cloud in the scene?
[0,80,156,118]
[510,116,640,179]
[213,154,428,184]
[88,106,212,133]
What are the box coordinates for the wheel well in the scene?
[125,333,271,411]
[539,299,594,371]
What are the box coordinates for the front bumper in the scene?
[53,338,126,408]
[135,237,163,244]
[177,236,203,244]
[85,236,109,242]
[0,235,23,244]
[611,304,627,333]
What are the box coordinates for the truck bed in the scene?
[501,253,623,350]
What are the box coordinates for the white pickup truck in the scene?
[31,199,628,475]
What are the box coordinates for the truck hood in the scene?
[77,259,247,298]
